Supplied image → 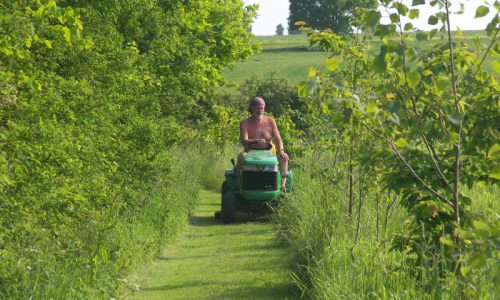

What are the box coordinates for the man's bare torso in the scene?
[241,116,274,151]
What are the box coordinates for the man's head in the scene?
[248,97,265,120]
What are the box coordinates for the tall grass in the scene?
[194,143,241,192]
[275,151,499,299]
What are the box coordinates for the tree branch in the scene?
[365,125,454,208]
[472,22,499,79]
[394,4,454,195]
[445,0,462,228]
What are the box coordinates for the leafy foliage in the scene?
[293,0,499,295]
[0,0,256,297]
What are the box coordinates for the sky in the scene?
[242,0,498,36]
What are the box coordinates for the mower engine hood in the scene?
[243,150,278,166]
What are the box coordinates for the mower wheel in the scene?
[222,192,236,223]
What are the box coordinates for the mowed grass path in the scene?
[125,190,297,300]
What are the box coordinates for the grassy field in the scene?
[223,34,331,85]
[223,30,497,85]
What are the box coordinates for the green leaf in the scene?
[62,27,71,44]
[325,58,342,72]
[439,234,455,247]
[490,165,500,180]
[366,102,377,114]
[446,112,463,126]
[298,81,307,97]
[364,10,381,27]
[422,70,433,76]
[395,138,408,148]
[25,37,32,48]
[390,13,400,23]
[404,23,414,31]
[389,113,400,125]
[462,255,487,277]
[446,132,459,144]
[412,0,425,5]
[474,6,490,18]
[487,144,500,158]
[428,15,439,25]
[2,47,13,56]
[492,60,500,73]
[308,67,316,77]
[409,9,420,19]
[407,70,421,88]
[43,40,52,49]
[486,14,499,36]
[394,2,409,16]
[436,75,449,91]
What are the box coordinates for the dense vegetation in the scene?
[0,0,257,298]
[276,0,500,298]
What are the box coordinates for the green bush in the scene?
[0,0,256,298]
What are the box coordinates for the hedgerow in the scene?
[0,0,256,298]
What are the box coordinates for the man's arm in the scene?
[271,119,289,162]
[240,120,249,148]
[270,118,284,152]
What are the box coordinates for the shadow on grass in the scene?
[188,215,219,226]
[140,280,216,292]
[262,47,318,53]
[189,214,272,227]
[140,280,298,299]
[212,282,299,300]
[154,251,280,263]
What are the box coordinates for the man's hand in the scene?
[277,149,289,162]
[254,139,267,146]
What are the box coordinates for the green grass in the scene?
[124,190,298,300]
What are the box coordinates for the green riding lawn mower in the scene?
[215,142,293,223]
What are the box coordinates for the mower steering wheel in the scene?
[248,140,273,150]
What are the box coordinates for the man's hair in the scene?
[247,97,265,113]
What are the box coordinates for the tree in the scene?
[299,0,500,290]
[276,23,284,35]
[288,0,377,35]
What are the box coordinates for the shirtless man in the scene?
[237,97,289,189]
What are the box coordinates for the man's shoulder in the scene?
[264,116,276,124]
[240,117,251,125]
